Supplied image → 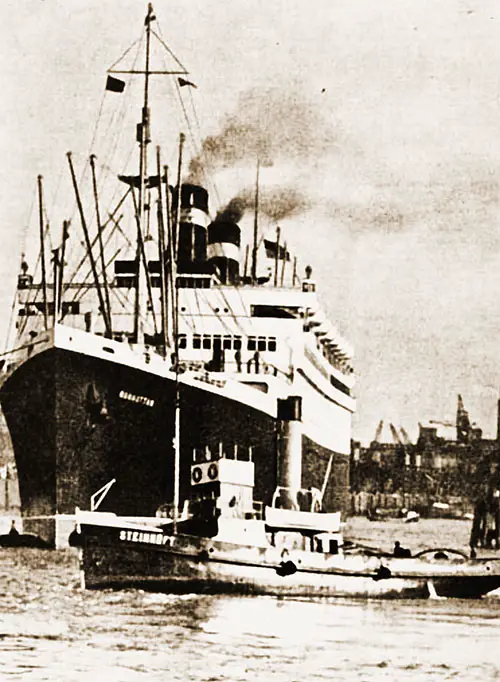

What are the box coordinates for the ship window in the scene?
[193,335,201,349]
[202,335,212,349]
[248,336,256,351]
[268,337,277,352]
[258,337,266,352]
[178,334,187,349]
[251,304,301,319]
[233,336,242,350]
[223,336,232,350]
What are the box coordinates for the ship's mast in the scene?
[251,159,260,284]
[37,175,49,330]
[106,3,190,343]
[134,3,154,344]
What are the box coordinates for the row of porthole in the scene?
[179,306,230,313]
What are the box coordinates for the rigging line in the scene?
[3,293,18,354]
[67,217,122,305]
[64,188,131,290]
[130,188,159,338]
[18,186,37,268]
[150,28,188,73]
[66,247,122,311]
[172,79,221,207]
[106,211,132,248]
[184,85,222,207]
[190,282,242,340]
[96,37,144,214]
[109,284,131,311]
[107,37,142,72]
[45,165,64,251]
[87,89,108,160]
[86,32,143,220]
[174,80,197,153]
[16,225,51,339]
[153,31,220,209]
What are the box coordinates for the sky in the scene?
[2,0,500,444]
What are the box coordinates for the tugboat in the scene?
[77,397,500,599]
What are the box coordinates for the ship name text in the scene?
[119,390,155,407]
[119,529,170,544]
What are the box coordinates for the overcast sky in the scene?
[2,0,500,444]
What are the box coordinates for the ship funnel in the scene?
[276,396,302,510]
[172,183,210,274]
[207,219,241,285]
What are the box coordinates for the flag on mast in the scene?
[264,239,290,261]
[178,77,197,89]
[105,75,126,93]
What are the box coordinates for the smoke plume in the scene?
[215,186,310,225]
[215,197,247,223]
[188,86,337,183]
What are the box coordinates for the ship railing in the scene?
[202,359,293,383]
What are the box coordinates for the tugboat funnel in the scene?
[276,396,302,510]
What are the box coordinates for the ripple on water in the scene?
[0,539,500,681]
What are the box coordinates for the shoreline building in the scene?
[351,395,500,509]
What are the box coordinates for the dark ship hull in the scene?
[0,333,349,546]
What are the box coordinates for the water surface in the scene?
[0,518,499,681]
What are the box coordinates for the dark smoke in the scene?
[215,197,247,223]
[188,86,336,183]
[240,186,310,222]
[216,186,310,225]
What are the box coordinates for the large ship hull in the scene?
[0,327,350,547]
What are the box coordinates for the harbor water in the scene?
[0,517,499,682]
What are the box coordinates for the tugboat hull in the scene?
[78,518,500,599]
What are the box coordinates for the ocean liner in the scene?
[0,5,355,546]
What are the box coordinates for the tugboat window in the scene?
[223,336,232,350]
[193,335,201,349]
[248,337,256,351]
[268,338,277,352]
[178,335,187,349]
[258,337,266,351]
[233,337,242,350]
[202,335,212,349]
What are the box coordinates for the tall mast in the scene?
[163,164,174,348]
[174,133,185,261]
[67,152,110,337]
[90,154,112,338]
[273,225,281,287]
[134,2,154,344]
[163,160,181,532]
[57,220,69,317]
[280,241,287,286]
[37,175,49,330]
[156,147,168,356]
[251,158,260,284]
[52,248,60,327]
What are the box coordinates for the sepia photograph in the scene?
[0,1,499,679]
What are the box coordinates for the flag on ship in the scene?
[105,75,126,93]
[118,175,165,188]
[264,239,290,261]
[178,77,197,88]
